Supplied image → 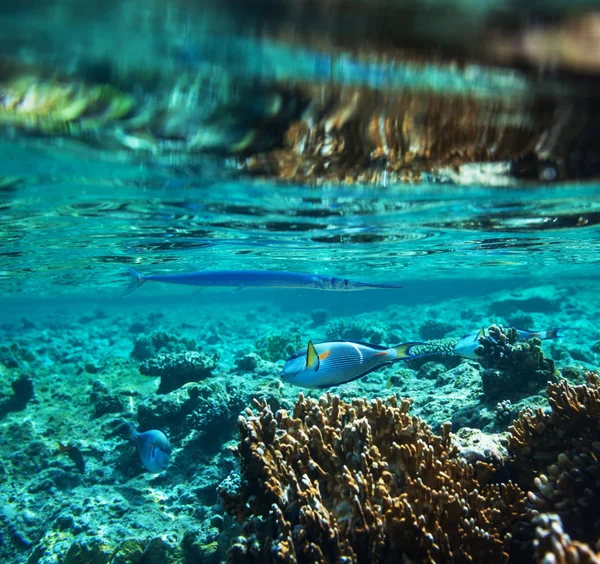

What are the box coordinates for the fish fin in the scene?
[57,441,67,453]
[122,421,137,440]
[306,341,320,371]
[392,341,429,360]
[545,327,566,339]
[476,327,485,341]
[123,267,145,296]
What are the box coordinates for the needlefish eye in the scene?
[343,279,350,287]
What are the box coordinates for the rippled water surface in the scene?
[1,141,600,297]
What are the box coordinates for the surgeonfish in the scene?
[124,423,172,473]
[57,442,85,473]
[453,326,564,360]
[281,339,429,389]
[124,267,404,296]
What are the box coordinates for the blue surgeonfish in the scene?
[124,423,172,473]
[281,340,429,389]
[453,327,564,360]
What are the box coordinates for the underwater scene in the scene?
[2,1,600,563]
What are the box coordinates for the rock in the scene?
[416,361,446,380]
[419,319,453,340]
[90,380,126,418]
[139,351,219,394]
[452,427,510,464]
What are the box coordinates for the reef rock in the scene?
[139,351,219,394]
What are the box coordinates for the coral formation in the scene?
[325,317,389,344]
[419,319,454,341]
[533,513,600,564]
[508,373,600,546]
[131,331,197,361]
[139,351,219,394]
[220,393,526,563]
[475,324,559,400]
[255,332,303,362]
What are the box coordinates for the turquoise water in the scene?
[2,3,600,563]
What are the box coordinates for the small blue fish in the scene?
[453,327,564,359]
[124,423,172,473]
[282,339,428,389]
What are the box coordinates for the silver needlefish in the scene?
[124,423,172,473]
[281,339,429,389]
[454,326,565,360]
[123,267,404,295]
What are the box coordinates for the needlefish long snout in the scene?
[124,267,404,295]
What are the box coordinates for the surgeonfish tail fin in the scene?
[393,341,431,360]
[122,421,137,441]
[124,267,145,296]
[545,327,566,339]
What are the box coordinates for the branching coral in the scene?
[220,394,526,563]
[533,513,600,564]
[475,324,559,400]
[509,373,600,547]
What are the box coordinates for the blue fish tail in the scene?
[124,267,145,296]
[393,341,431,360]
[122,421,137,441]
[546,327,566,339]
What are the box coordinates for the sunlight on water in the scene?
[2,2,600,564]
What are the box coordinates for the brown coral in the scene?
[533,513,600,564]
[509,373,600,546]
[220,393,526,563]
[475,324,559,400]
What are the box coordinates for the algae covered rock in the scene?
[418,318,453,340]
[139,351,219,394]
[254,332,303,362]
[131,331,197,361]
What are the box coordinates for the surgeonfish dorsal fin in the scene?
[475,327,485,341]
[306,340,320,371]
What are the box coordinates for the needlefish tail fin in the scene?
[393,341,433,360]
[124,267,145,296]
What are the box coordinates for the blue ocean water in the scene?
[2,2,600,563]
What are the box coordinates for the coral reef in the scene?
[533,513,600,564]
[220,393,526,563]
[131,331,197,362]
[139,351,219,394]
[508,373,600,546]
[476,324,559,400]
[0,374,34,417]
[419,319,454,341]
[255,332,303,362]
[325,317,389,344]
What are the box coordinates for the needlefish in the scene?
[453,326,565,359]
[123,267,404,296]
[281,340,430,389]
